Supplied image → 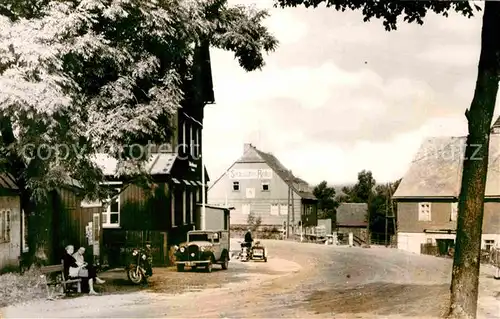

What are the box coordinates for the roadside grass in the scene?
[0,268,46,308]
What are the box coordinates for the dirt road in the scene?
[2,240,499,318]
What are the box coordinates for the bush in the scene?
[0,267,46,308]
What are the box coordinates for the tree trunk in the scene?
[447,2,500,318]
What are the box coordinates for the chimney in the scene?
[244,143,253,154]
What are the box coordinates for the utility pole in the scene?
[385,183,389,246]
[201,137,205,231]
[291,182,295,237]
[287,183,291,239]
[388,183,395,247]
[366,194,371,246]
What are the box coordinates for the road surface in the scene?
[2,240,499,318]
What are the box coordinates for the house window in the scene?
[242,203,250,215]
[485,239,495,251]
[22,210,28,252]
[182,121,186,154]
[261,182,269,191]
[451,202,458,221]
[306,206,312,215]
[103,188,120,228]
[0,210,11,243]
[270,204,279,216]
[233,181,240,191]
[418,202,431,221]
[279,203,288,215]
[196,128,201,157]
[189,125,194,157]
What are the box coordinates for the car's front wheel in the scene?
[176,264,184,272]
[221,255,229,270]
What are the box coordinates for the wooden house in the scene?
[94,43,214,267]
[208,143,318,235]
[393,118,500,255]
[0,171,104,271]
[0,173,22,272]
[336,203,368,245]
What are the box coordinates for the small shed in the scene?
[336,203,369,244]
[195,204,233,232]
[0,173,22,272]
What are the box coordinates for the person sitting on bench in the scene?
[63,245,104,295]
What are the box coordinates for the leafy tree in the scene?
[0,0,277,260]
[312,180,338,221]
[340,170,376,204]
[246,212,262,232]
[276,1,498,317]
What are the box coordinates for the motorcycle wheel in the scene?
[127,267,143,284]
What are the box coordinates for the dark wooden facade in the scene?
[22,185,104,268]
[301,198,318,228]
[0,173,22,272]
[100,42,214,267]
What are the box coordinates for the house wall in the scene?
[318,218,332,235]
[55,188,103,264]
[0,194,21,271]
[337,226,368,243]
[118,183,171,231]
[208,161,302,227]
[102,183,174,266]
[396,200,500,254]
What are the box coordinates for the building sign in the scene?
[228,169,273,180]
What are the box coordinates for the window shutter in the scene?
[0,211,4,242]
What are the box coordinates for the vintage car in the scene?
[174,230,230,272]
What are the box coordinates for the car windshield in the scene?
[188,233,210,242]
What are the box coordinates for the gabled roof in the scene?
[209,144,316,200]
[0,173,18,190]
[393,134,500,199]
[336,203,368,227]
[253,148,316,199]
[93,153,177,177]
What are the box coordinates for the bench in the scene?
[40,262,82,299]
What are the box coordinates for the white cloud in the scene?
[204,2,486,186]
[417,44,480,67]
[264,10,308,45]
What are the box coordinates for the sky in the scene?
[203,0,499,186]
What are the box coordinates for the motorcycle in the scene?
[126,246,153,285]
[239,241,251,262]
